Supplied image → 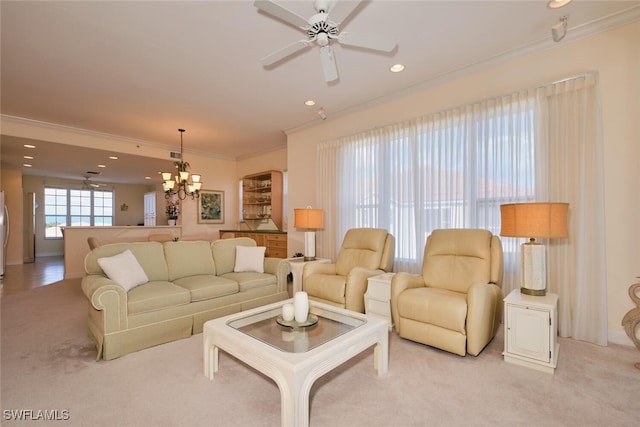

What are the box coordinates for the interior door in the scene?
[144,192,156,226]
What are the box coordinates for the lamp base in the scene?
[303,231,316,263]
[520,240,547,297]
[520,287,546,296]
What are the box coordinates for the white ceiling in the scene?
[2,0,639,184]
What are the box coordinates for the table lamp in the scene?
[293,207,324,261]
[500,202,569,296]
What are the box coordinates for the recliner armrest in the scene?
[390,272,425,334]
[302,262,337,280]
[466,282,503,356]
[345,267,385,313]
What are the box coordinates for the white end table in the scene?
[365,272,395,330]
[287,257,331,294]
[503,289,559,374]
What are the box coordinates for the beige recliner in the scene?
[303,228,395,313]
[391,229,503,356]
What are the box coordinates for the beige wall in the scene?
[287,21,640,343]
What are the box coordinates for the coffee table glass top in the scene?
[227,304,366,353]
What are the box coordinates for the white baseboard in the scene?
[608,329,633,347]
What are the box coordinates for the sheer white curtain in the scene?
[317,73,606,344]
[535,73,607,344]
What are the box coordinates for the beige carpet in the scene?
[1,280,639,426]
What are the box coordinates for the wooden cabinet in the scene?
[503,289,559,374]
[242,170,283,230]
[220,231,287,259]
[265,233,288,258]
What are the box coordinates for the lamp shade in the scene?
[294,208,324,229]
[500,203,569,239]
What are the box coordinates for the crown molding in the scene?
[0,114,236,161]
[285,5,640,136]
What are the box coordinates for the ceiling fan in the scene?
[82,174,106,190]
[254,0,396,82]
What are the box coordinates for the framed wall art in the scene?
[197,190,224,224]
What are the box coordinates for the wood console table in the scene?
[219,230,287,258]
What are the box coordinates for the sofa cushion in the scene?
[234,245,266,273]
[173,275,239,302]
[127,281,191,315]
[85,242,169,282]
[212,237,257,275]
[96,249,149,291]
[220,272,276,292]
[164,241,216,281]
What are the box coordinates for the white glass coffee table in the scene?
[203,299,389,427]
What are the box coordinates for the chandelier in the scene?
[162,129,202,200]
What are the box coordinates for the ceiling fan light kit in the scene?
[254,0,396,83]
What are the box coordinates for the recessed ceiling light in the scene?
[98,164,106,168]
[23,155,34,160]
[547,0,572,9]
[390,64,405,73]
[23,164,32,168]
[304,100,316,106]
[23,144,36,149]
[109,156,118,160]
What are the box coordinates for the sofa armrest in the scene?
[466,282,503,356]
[345,267,385,313]
[390,272,426,334]
[81,275,128,333]
[264,257,291,293]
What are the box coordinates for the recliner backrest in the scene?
[335,228,393,276]
[422,229,502,293]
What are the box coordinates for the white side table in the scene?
[287,257,331,294]
[503,289,559,374]
[365,273,395,330]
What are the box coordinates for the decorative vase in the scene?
[293,291,309,323]
[282,303,295,322]
[168,219,176,226]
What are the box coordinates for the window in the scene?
[320,93,537,272]
[44,187,113,238]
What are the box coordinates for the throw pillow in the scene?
[97,249,149,291]
[233,245,266,273]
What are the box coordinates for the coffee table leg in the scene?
[374,328,389,376]
[204,341,219,381]
[277,373,311,427]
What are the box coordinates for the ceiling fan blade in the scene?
[338,31,396,52]
[319,45,338,82]
[328,0,362,26]
[260,39,312,66]
[254,0,309,30]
